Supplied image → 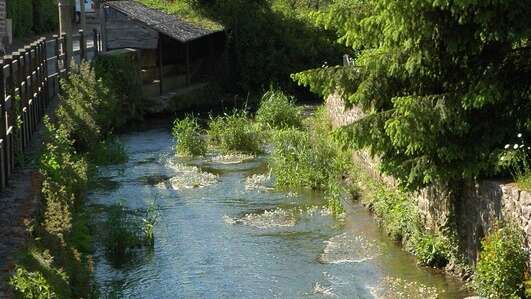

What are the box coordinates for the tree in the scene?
[293,0,531,191]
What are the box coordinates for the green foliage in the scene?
[368,181,418,242]
[6,0,33,38]
[32,0,58,34]
[293,0,531,191]
[94,52,145,125]
[474,223,527,299]
[7,0,58,38]
[413,232,450,268]
[172,115,207,157]
[324,180,345,216]
[208,110,263,154]
[9,266,55,299]
[40,118,88,201]
[517,172,531,192]
[256,88,303,129]
[103,203,157,262]
[89,138,128,166]
[270,128,327,189]
[58,62,118,151]
[270,126,350,190]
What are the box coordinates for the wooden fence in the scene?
[0,29,102,191]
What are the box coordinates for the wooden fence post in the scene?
[0,60,6,190]
[35,40,43,120]
[79,29,86,61]
[62,33,69,74]
[19,47,29,150]
[93,28,99,57]
[41,38,50,110]
[53,35,60,96]
[4,55,15,176]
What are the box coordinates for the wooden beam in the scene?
[186,42,190,86]
[158,35,163,95]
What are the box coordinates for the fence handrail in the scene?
[0,29,102,192]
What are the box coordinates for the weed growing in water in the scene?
[208,109,263,154]
[172,115,207,157]
[103,203,158,263]
[89,138,128,166]
[142,203,159,247]
[256,87,303,129]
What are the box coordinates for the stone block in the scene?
[521,190,531,206]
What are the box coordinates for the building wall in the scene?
[326,93,531,265]
[104,6,158,50]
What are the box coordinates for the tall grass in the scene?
[172,115,207,157]
[256,88,303,129]
[208,110,263,154]
[103,203,158,264]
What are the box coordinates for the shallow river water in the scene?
[88,126,469,298]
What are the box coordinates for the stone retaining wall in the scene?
[325,93,531,264]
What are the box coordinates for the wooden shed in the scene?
[102,1,225,96]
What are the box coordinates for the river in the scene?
[88,124,468,298]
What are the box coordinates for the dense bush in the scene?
[413,232,450,268]
[6,0,33,38]
[40,118,89,203]
[7,0,58,38]
[208,110,263,154]
[32,0,58,34]
[256,88,303,129]
[58,62,118,151]
[9,266,55,299]
[474,224,527,299]
[172,115,207,157]
[94,52,145,125]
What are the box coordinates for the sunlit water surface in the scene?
[88,126,469,298]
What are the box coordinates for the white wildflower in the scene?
[517,133,523,138]
[504,144,510,149]
[514,144,519,149]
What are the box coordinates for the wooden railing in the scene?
[0,29,102,191]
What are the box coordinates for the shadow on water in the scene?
[89,126,470,298]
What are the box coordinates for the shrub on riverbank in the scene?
[94,52,145,126]
[473,223,527,299]
[58,62,118,152]
[208,110,263,154]
[172,116,207,157]
[256,88,303,129]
